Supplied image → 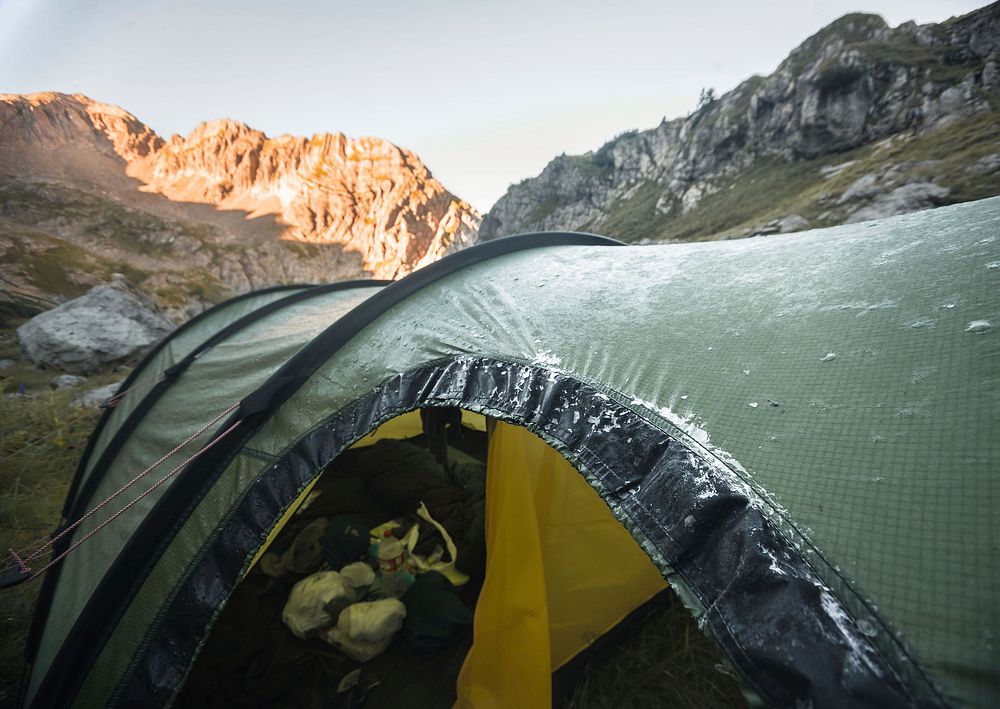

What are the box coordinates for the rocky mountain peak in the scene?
[0,93,480,319]
[779,13,890,74]
[0,92,163,163]
[481,3,1000,243]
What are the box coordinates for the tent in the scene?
[13,196,1000,708]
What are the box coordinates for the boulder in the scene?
[51,374,87,390]
[16,276,175,373]
[777,214,811,233]
[846,183,950,223]
[837,174,882,204]
[72,381,124,409]
[967,153,1000,174]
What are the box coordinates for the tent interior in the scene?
[176,407,749,708]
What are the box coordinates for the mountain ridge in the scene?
[481,3,1000,241]
[0,92,479,321]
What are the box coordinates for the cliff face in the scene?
[0,93,479,320]
[481,4,1000,242]
[139,119,477,275]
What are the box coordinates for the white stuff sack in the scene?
[281,571,356,640]
[324,598,406,662]
[339,561,376,590]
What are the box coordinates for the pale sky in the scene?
[0,0,987,212]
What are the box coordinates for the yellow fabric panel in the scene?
[462,410,487,432]
[456,421,553,709]
[351,410,425,447]
[456,422,667,708]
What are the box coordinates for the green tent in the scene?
[13,196,1000,707]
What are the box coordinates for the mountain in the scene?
[0,93,479,322]
[481,4,1000,242]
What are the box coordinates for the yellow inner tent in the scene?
[248,411,667,707]
[457,420,667,708]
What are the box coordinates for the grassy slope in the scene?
[0,181,232,321]
[593,108,1000,244]
[0,338,120,705]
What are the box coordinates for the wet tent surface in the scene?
[26,198,1000,709]
[31,287,380,693]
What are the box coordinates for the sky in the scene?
[0,0,988,212]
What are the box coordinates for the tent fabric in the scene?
[456,421,667,708]
[23,283,323,675]
[64,284,312,508]
[90,357,915,707]
[27,284,388,698]
[65,281,391,520]
[21,197,1000,708]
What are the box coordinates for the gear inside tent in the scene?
[9,197,1000,708]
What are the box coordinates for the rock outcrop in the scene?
[72,381,124,409]
[16,276,175,372]
[482,4,1000,242]
[51,374,87,390]
[136,119,478,277]
[0,93,479,318]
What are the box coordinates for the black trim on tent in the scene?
[22,281,387,671]
[28,232,623,708]
[112,358,922,708]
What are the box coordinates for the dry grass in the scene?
[564,591,749,709]
[0,330,116,706]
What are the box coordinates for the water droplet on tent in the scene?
[680,395,688,400]
[856,619,878,638]
[940,302,956,309]
[907,318,935,329]
[966,320,992,334]
[684,515,696,529]
[821,353,837,362]
[748,401,759,408]
[743,369,751,375]
[707,347,713,351]
[910,366,938,384]
[988,262,1000,270]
